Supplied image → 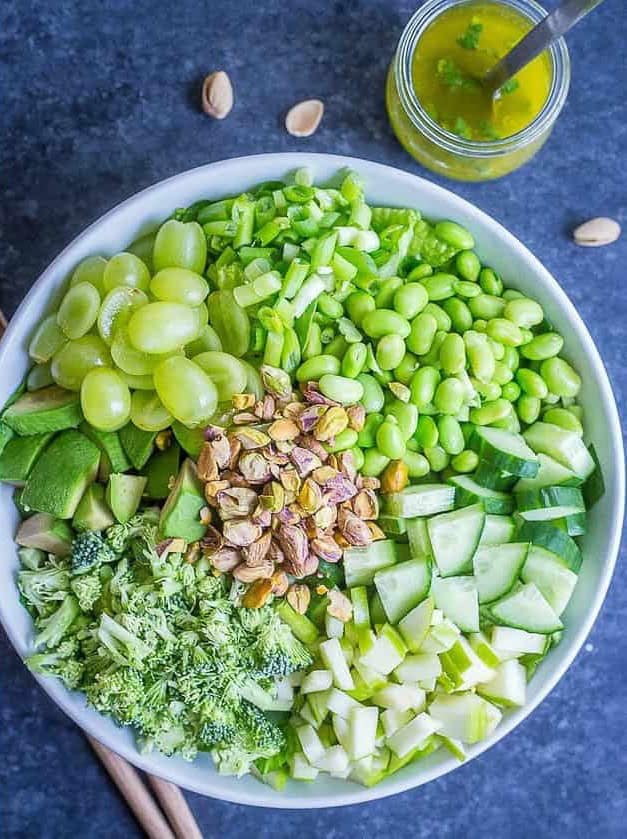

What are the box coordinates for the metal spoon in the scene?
[483,0,606,98]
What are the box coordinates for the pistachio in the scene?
[285,98,324,138]
[389,381,411,402]
[279,467,301,494]
[238,451,272,484]
[204,479,230,505]
[277,524,310,576]
[252,506,272,528]
[233,560,274,582]
[277,506,301,526]
[232,393,256,411]
[286,583,311,614]
[381,459,409,494]
[211,547,241,571]
[260,481,285,512]
[184,541,201,564]
[260,395,277,420]
[311,535,343,563]
[233,411,259,425]
[223,518,262,547]
[296,435,329,462]
[358,475,381,491]
[201,70,234,120]
[312,465,338,484]
[268,418,300,441]
[297,404,327,433]
[155,429,172,451]
[338,508,372,546]
[241,578,274,608]
[199,506,213,527]
[327,589,353,623]
[268,539,285,565]
[204,425,224,442]
[290,446,322,478]
[233,427,271,450]
[337,450,357,481]
[260,365,292,398]
[322,473,358,504]
[313,504,337,530]
[242,531,272,566]
[573,217,621,247]
[367,521,386,541]
[217,487,258,519]
[227,436,242,471]
[156,537,187,557]
[197,442,219,481]
[210,433,231,469]
[352,488,379,520]
[346,404,366,432]
[298,478,324,515]
[270,569,289,597]
[283,402,305,421]
[315,406,349,442]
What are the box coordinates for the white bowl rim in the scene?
[0,152,624,809]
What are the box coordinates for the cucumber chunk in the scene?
[521,545,578,615]
[473,542,529,603]
[515,485,585,521]
[479,514,515,546]
[449,475,514,514]
[429,693,502,744]
[470,426,539,477]
[523,422,595,480]
[427,503,485,577]
[432,576,479,633]
[343,540,403,588]
[374,557,431,624]
[553,512,586,536]
[397,597,434,652]
[582,443,605,509]
[477,660,527,707]
[489,582,563,634]
[406,517,432,560]
[516,520,582,572]
[384,484,456,518]
[514,453,581,492]
[473,461,516,491]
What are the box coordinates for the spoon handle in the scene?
[483,0,606,92]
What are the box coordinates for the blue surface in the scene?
[1,1,626,836]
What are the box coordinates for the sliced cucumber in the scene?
[386,712,441,759]
[432,576,479,633]
[514,452,581,492]
[385,484,456,518]
[523,422,595,480]
[343,539,401,587]
[582,443,605,509]
[473,542,529,604]
[395,652,442,683]
[515,485,585,521]
[439,636,495,689]
[377,515,407,536]
[468,632,502,668]
[406,517,432,561]
[521,545,578,615]
[477,660,526,707]
[480,514,515,546]
[473,460,517,491]
[489,582,563,634]
[427,503,485,577]
[553,512,586,536]
[374,557,431,624]
[359,625,407,675]
[516,520,582,572]
[470,426,539,477]
[491,626,548,656]
[397,597,434,652]
[449,475,514,515]
[319,638,354,690]
[428,693,502,744]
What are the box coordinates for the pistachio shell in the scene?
[201,70,234,120]
[285,99,324,138]
[573,217,621,247]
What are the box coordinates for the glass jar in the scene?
[386,0,570,182]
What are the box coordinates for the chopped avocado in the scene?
[21,430,100,518]
[14,488,33,518]
[0,422,14,457]
[73,483,115,531]
[171,421,205,457]
[119,423,157,470]
[106,473,147,524]
[159,458,207,541]
[80,422,130,477]
[0,432,55,485]
[144,443,181,500]
[16,512,74,556]
[2,386,82,435]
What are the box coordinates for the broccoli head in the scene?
[33,594,80,649]
[248,607,313,677]
[18,564,70,616]
[70,571,103,612]
[212,701,285,777]
[71,532,117,576]
[105,509,159,554]
[27,638,84,689]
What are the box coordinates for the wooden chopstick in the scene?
[0,307,6,335]
[147,775,204,839]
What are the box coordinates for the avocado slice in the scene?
[16,512,74,556]
[73,483,115,531]
[0,422,14,457]
[0,432,55,485]
[119,423,158,470]
[2,386,82,435]
[159,458,207,541]
[171,421,205,457]
[144,443,181,500]
[21,429,100,518]
[80,422,130,477]
[106,473,147,524]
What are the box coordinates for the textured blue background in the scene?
[1,1,625,836]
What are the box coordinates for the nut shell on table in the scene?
[201,70,234,120]
[285,99,324,138]
[573,217,621,247]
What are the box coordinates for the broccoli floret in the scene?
[97,613,151,667]
[27,638,84,689]
[212,702,285,777]
[18,564,70,615]
[106,509,159,554]
[34,594,81,649]
[248,607,314,677]
[71,531,117,576]
[70,571,102,612]
[86,667,146,726]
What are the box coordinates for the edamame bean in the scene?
[486,318,524,347]
[423,302,452,332]
[442,298,473,333]
[465,331,495,383]
[424,445,449,472]
[451,449,479,473]
[470,398,512,425]
[473,319,488,332]
[402,450,430,478]
[410,366,441,408]
[422,273,457,301]
[501,381,521,402]
[375,277,403,309]
[376,334,406,370]
[361,448,390,477]
[453,280,481,299]
[326,335,349,359]
[407,263,433,281]
[455,250,481,283]
[325,428,359,453]
[345,291,376,327]
[349,446,365,471]
[357,413,384,448]
[478,268,503,297]
[387,400,419,440]
[543,392,561,405]
[567,404,583,421]
[317,292,344,319]
[357,373,385,413]
[493,361,514,385]
[543,407,584,435]
[502,289,525,301]
[520,332,564,361]
[439,333,466,375]
[319,374,364,404]
[471,378,502,401]
[504,297,544,328]
[296,354,341,382]
[419,330,447,367]
[515,368,548,399]
[502,345,520,372]
[493,410,521,432]
[435,220,474,250]
[488,337,505,360]
[376,418,406,459]
[469,294,505,320]
[434,377,465,415]
[393,283,429,319]
[362,309,411,339]
[516,395,541,425]
[393,351,418,384]
[415,415,439,449]
[406,313,438,356]
[342,342,368,378]
[437,415,464,455]
[540,357,581,397]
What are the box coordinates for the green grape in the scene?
[130,390,173,432]
[56,282,101,339]
[27,363,54,391]
[111,328,176,376]
[127,302,200,354]
[127,232,156,274]
[153,356,218,427]
[50,335,111,391]
[150,268,209,306]
[185,324,223,355]
[80,367,131,431]
[117,370,154,390]
[193,303,209,331]
[192,351,248,401]
[69,255,108,296]
[153,219,207,274]
[103,252,150,293]
[28,314,67,362]
[97,287,148,345]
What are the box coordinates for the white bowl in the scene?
[0,153,623,808]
